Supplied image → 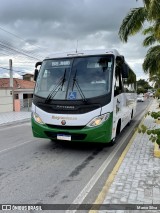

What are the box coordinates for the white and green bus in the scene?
[31,49,137,144]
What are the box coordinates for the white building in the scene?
[0,77,35,112]
[0,88,13,112]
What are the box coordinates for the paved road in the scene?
[0,99,151,212]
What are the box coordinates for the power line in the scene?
[13,62,35,64]
[0,48,37,62]
[0,66,30,74]
[0,25,46,53]
[0,42,40,60]
[0,66,10,71]
[0,25,45,61]
[0,52,10,56]
[0,38,44,60]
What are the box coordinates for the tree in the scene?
[149,73,160,89]
[119,0,160,42]
[143,26,160,47]
[142,28,160,81]
[143,45,160,76]
[119,0,160,81]
[137,78,152,94]
[120,0,160,148]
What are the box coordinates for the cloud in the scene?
[0,72,9,78]
[0,0,147,80]
[0,0,142,39]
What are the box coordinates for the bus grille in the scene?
[46,124,85,130]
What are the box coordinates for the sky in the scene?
[0,0,149,81]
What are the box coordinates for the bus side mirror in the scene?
[34,69,39,81]
[122,64,129,78]
[116,55,124,65]
[34,61,42,81]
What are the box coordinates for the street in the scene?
[0,99,151,211]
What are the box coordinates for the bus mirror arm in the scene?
[35,61,42,68]
[34,69,39,81]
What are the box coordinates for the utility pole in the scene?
[9,59,13,87]
[9,59,14,111]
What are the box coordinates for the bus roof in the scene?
[46,49,121,59]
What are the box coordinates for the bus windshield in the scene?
[34,55,114,100]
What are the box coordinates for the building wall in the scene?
[14,89,34,111]
[0,88,13,112]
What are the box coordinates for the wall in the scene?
[14,89,34,109]
[0,88,13,112]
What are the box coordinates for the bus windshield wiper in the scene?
[45,69,66,103]
[71,70,88,103]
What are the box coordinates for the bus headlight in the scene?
[86,113,110,127]
[32,112,44,124]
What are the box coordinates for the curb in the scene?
[89,129,138,213]
[0,118,30,127]
[154,142,160,158]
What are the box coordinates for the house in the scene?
[0,87,13,112]
[22,73,34,82]
[0,78,35,112]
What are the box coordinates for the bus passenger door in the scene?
[113,62,131,137]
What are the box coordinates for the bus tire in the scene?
[108,137,116,146]
[116,120,121,136]
[131,110,133,120]
[127,110,133,126]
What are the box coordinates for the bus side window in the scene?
[114,66,123,96]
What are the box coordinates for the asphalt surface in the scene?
[0,99,151,212]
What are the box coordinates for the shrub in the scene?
[138,111,160,146]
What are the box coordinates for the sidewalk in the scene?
[94,99,160,213]
[0,111,31,126]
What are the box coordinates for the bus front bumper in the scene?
[31,114,113,143]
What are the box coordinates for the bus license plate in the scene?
[57,134,71,141]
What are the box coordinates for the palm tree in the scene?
[119,0,160,86]
[148,73,160,89]
[143,27,159,47]
[143,45,160,72]
[142,21,160,86]
[119,0,160,42]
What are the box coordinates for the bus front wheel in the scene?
[109,120,121,146]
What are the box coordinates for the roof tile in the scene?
[0,78,35,89]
